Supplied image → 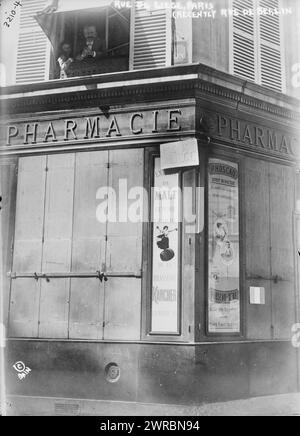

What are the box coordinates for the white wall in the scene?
[0,0,21,86]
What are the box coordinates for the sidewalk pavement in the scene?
[5,392,300,416]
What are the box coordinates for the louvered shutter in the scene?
[232,0,256,82]
[259,0,283,92]
[16,0,49,84]
[232,0,283,92]
[130,1,172,70]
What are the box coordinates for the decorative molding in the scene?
[195,81,300,121]
[1,73,300,124]
[0,131,197,157]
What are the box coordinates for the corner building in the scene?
[1,0,300,415]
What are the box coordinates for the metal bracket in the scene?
[33,273,50,282]
[42,274,50,283]
[96,271,108,283]
[9,270,140,280]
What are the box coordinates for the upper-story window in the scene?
[14,0,173,84]
[37,1,130,79]
[231,0,285,92]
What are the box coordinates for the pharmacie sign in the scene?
[3,108,188,147]
[216,114,298,157]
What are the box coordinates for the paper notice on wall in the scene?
[160,139,199,170]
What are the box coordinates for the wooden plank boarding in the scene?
[269,163,295,339]
[244,157,272,339]
[9,156,46,337]
[69,151,108,339]
[104,149,143,340]
[0,159,18,327]
[39,154,75,338]
[11,156,46,273]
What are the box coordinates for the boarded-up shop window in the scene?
[208,159,240,333]
[9,149,143,340]
[150,157,180,334]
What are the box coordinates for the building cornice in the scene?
[0,64,299,124]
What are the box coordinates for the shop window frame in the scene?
[142,147,192,342]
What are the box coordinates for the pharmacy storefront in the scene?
[1,64,299,414]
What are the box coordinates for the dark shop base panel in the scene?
[4,340,299,414]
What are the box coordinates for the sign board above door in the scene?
[160,138,199,170]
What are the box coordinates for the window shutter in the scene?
[232,0,283,92]
[259,0,283,92]
[16,0,49,84]
[232,0,256,82]
[130,1,171,70]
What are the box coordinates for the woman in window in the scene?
[57,42,73,79]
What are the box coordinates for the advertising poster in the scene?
[151,158,179,334]
[208,159,240,333]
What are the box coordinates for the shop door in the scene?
[9,149,143,340]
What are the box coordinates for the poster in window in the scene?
[208,159,240,333]
[151,158,180,334]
